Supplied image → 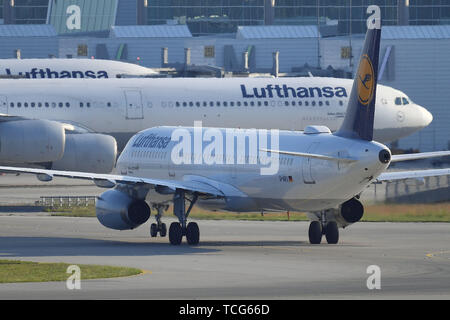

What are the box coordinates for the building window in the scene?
[341,47,352,59]
[77,44,88,57]
[204,46,215,58]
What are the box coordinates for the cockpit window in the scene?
[395,97,402,105]
[402,97,409,105]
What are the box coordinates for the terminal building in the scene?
[0,0,448,152]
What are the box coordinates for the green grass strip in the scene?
[0,259,142,283]
[47,202,450,222]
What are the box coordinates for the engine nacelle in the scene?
[96,189,151,230]
[51,133,117,173]
[334,198,364,228]
[0,119,65,163]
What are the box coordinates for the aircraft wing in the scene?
[0,114,86,133]
[376,168,450,182]
[0,113,25,122]
[0,166,225,198]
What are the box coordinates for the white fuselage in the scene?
[0,58,156,79]
[0,77,431,149]
[116,126,389,212]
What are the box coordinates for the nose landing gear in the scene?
[150,204,168,238]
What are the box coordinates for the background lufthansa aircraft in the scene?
[1,6,448,245]
[0,58,156,79]
[0,67,432,152]
[0,58,159,173]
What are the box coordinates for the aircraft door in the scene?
[124,90,144,119]
[302,142,319,184]
[0,96,8,114]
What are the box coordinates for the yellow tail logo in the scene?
[357,54,375,105]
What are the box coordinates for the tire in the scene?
[160,223,167,237]
[186,222,200,245]
[325,221,339,244]
[169,222,183,245]
[150,223,158,238]
[308,221,322,244]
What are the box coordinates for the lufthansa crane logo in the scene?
[357,54,375,105]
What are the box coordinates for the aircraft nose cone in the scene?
[416,105,433,128]
[421,107,433,127]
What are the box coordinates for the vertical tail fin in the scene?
[336,5,382,141]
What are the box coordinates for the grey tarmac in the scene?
[0,214,449,299]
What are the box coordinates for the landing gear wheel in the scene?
[160,223,167,237]
[325,221,339,244]
[150,223,158,238]
[186,222,200,245]
[169,222,183,245]
[308,221,322,244]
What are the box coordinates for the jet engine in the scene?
[0,119,65,163]
[333,198,364,228]
[96,189,151,230]
[51,133,117,173]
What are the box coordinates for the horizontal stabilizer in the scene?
[376,168,450,182]
[391,151,450,163]
[260,148,357,163]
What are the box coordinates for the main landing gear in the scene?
[308,212,339,245]
[169,189,200,245]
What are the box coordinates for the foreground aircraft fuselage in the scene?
[117,126,390,214]
[0,76,431,149]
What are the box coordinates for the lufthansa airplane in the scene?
[1,6,449,245]
[0,64,432,151]
[0,58,156,79]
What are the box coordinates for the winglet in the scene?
[336,5,381,141]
